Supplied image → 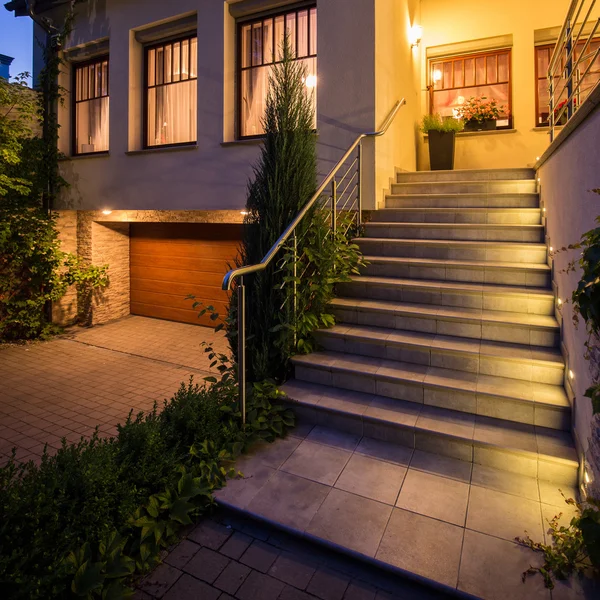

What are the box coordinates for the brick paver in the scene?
[0,316,227,465]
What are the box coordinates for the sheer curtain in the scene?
[75,59,109,154]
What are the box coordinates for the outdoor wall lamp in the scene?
[409,25,423,48]
[101,209,112,215]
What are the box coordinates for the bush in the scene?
[420,113,464,134]
[0,371,294,599]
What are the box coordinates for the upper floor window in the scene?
[145,35,197,147]
[535,41,600,127]
[238,5,317,138]
[429,49,512,129]
[74,57,109,155]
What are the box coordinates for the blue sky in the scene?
[0,7,33,83]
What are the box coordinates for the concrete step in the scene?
[310,325,564,384]
[396,168,536,183]
[364,222,544,243]
[356,238,547,263]
[337,276,555,315]
[369,207,541,225]
[281,378,578,485]
[385,193,539,209]
[362,256,551,287]
[391,180,537,196]
[328,301,560,347]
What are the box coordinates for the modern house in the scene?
[0,53,14,79]
[5,0,600,595]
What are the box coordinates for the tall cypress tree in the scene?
[231,34,317,382]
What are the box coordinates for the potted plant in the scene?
[553,98,577,126]
[456,96,506,131]
[421,113,464,171]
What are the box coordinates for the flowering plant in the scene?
[456,96,506,123]
[554,98,577,115]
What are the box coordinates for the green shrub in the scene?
[420,113,465,134]
[0,371,294,599]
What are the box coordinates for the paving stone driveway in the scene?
[0,316,228,465]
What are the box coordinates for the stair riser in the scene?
[357,240,548,263]
[396,169,535,183]
[328,309,560,348]
[385,195,539,209]
[364,225,544,243]
[364,262,550,287]
[337,282,555,315]
[369,210,541,224]
[391,181,537,195]
[287,401,577,485]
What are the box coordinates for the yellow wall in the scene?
[418,0,570,170]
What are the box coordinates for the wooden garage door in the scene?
[130,223,242,326]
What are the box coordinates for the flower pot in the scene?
[428,130,456,171]
[464,119,497,132]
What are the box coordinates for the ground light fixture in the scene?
[409,25,423,48]
[101,209,112,215]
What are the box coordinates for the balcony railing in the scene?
[548,0,600,140]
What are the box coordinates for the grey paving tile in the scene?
[281,440,352,485]
[236,570,285,600]
[354,437,413,467]
[471,464,540,501]
[247,470,330,531]
[343,581,377,600]
[307,488,392,557]
[240,540,279,573]
[139,563,182,598]
[182,547,229,583]
[307,568,350,600]
[334,453,406,505]
[396,469,469,526]
[408,449,472,482]
[458,529,550,600]
[213,560,251,595]
[268,551,317,589]
[213,462,276,509]
[306,426,362,451]
[163,573,220,600]
[219,531,253,560]
[466,485,543,542]
[164,539,200,569]
[245,436,302,469]
[538,480,578,507]
[376,508,463,588]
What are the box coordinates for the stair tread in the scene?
[376,207,541,212]
[363,255,551,272]
[367,222,543,229]
[349,275,553,296]
[357,237,546,248]
[393,179,536,186]
[281,379,576,463]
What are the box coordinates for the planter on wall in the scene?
[464,119,497,132]
[428,130,456,171]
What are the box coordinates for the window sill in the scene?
[221,138,264,147]
[59,152,110,161]
[125,144,198,156]
[532,126,564,132]
[423,129,517,140]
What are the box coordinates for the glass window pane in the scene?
[147,79,197,146]
[537,79,550,125]
[242,24,251,68]
[102,60,109,95]
[76,97,109,153]
[498,52,509,82]
[164,44,172,83]
[453,61,464,88]
[173,42,181,81]
[298,10,308,58]
[286,12,296,57]
[431,62,443,89]
[537,47,549,78]
[487,55,497,84]
[181,39,189,80]
[309,8,317,55]
[148,49,155,86]
[464,58,475,86]
[252,23,263,66]
[303,55,317,129]
[263,19,273,64]
[433,82,510,118]
[156,48,164,84]
[190,37,197,78]
[443,62,452,89]
[475,56,486,85]
[76,67,82,101]
[241,65,270,137]
[274,15,285,60]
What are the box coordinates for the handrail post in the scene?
[549,74,555,142]
[357,143,363,229]
[238,276,246,424]
[566,20,574,119]
[331,179,337,231]
[292,231,298,348]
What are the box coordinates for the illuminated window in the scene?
[238,5,317,138]
[145,35,197,147]
[429,49,512,128]
[73,57,109,154]
[535,41,600,127]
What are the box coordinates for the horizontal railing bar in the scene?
[222,98,406,291]
[336,157,359,187]
[549,0,585,73]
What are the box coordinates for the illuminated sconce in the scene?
[585,470,591,484]
[569,369,574,380]
[102,209,112,215]
[557,298,562,306]
[409,25,423,48]
[305,74,317,89]
[550,246,554,252]
[240,210,249,216]
[543,207,546,213]
[536,156,540,161]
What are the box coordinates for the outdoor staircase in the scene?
[283,167,578,486]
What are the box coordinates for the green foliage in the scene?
[0,364,294,598]
[231,32,317,381]
[517,495,600,588]
[420,113,464,134]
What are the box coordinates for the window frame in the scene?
[428,48,513,130]
[143,32,198,150]
[236,2,317,140]
[71,55,110,156]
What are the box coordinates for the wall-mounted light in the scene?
[409,25,423,48]
[557,298,562,306]
[585,470,591,484]
[102,209,112,215]
[543,207,546,213]
[569,369,574,380]
[305,74,317,89]
[240,210,249,216]
[550,246,554,252]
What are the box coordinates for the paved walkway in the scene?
[0,316,227,465]
[137,508,450,600]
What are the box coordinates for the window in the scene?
[145,35,197,147]
[73,57,109,154]
[238,5,317,138]
[429,49,512,128]
[535,41,600,127]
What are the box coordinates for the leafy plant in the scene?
[420,113,465,134]
[456,96,506,123]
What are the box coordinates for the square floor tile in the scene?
[409,449,472,482]
[458,529,550,600]
[376,508,463,588]
[281,440,352,485]
[537,480,578,508]
[396,469,469,526]
[466,485,543,542]
[247,471,330,531]
[306,488,392,557]
[246,437,302,470]
[214,462,275,509]
[306,426,361,451]
[354,436,413,467]
[471,464,540,501]
[334,453,406,505]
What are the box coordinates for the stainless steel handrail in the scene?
[223,98,406,422]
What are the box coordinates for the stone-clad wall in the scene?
[52,209,243,327]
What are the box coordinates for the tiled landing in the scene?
[214,425,597,600]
